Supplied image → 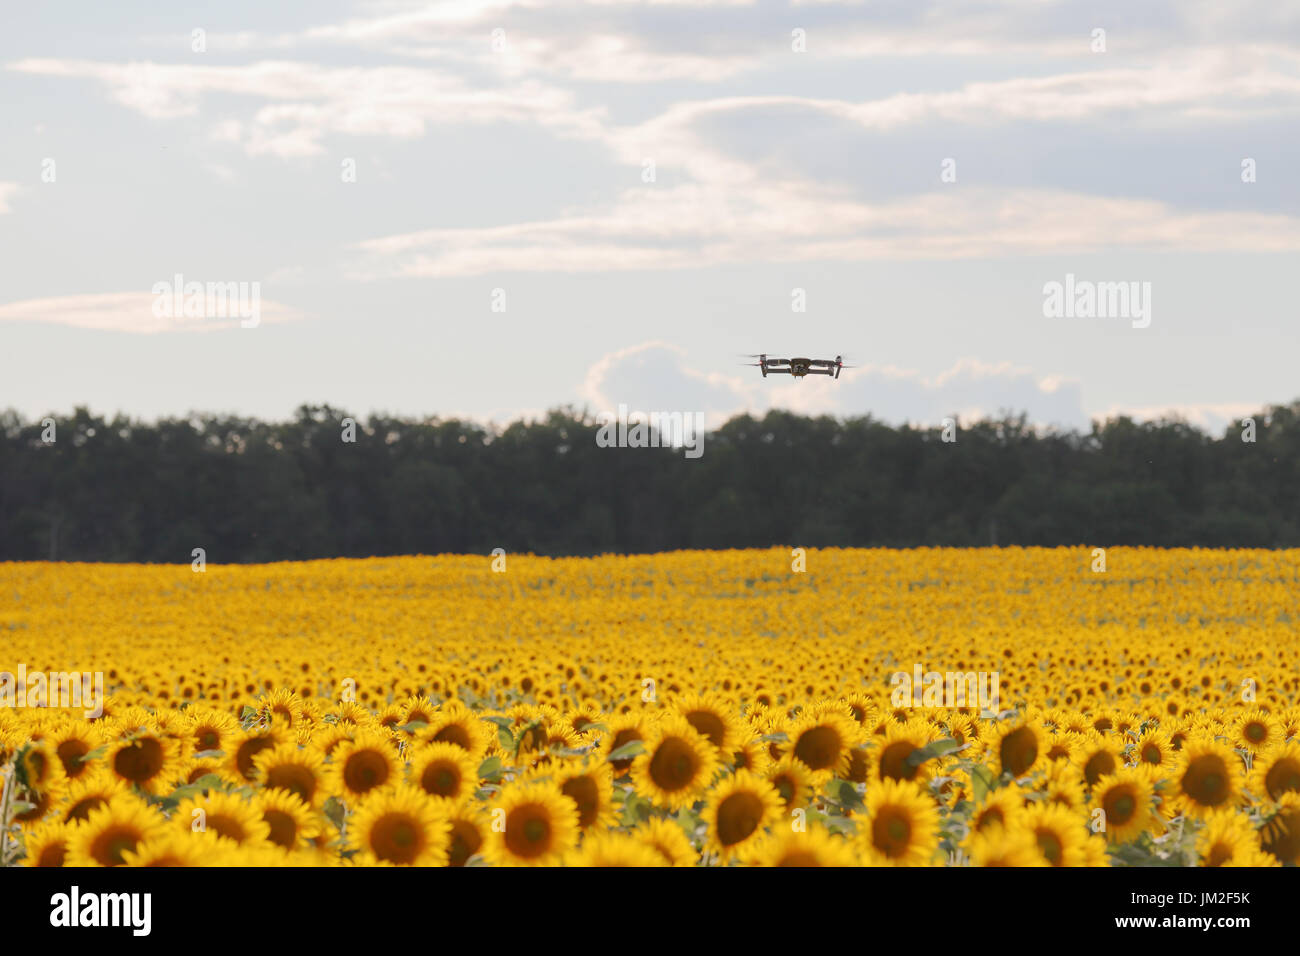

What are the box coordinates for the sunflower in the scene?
[46,720,102,780]
[567,832,667,867]
[632,714,718,810]
[227,728,287,783]
[1196,810,1276,867]
[1233,707,1281,753]
[731,737,770,775]
[443,805,490,866]
[56,769,129,825]
[253,787,321,851]
[1133,727,1174,771]
[598,713,647,779]
[328,729,402,802]
[1021,802,1090,867]
[350,785,451,866]
[633,816,699,866]
[484,780,579,866]
[997,719,1043,778]
[185,707,239,756]
[121,829,238,867]
[253,742,326,808]
[673,692,743,755]
[1074,730,1125,789]
[66,796,168,867]
[21,818,73,867]
[554,760,615,832]
[256,689,307,730]
[1250,739,1300,802]
[702,769,784,861]
[743,826,859,867]
[1260,793,1300,866]
[787,709,862,781]
[1092,768,1158,844]
[104,730,179,795]
[174,791,272,847]
[408,741,480,805]
[1172,736,1243,819]
[420,701,491,761]
[1040,761,1087,811]
[965,825,1046,867]
[868,721,934,785]
[765,754,816,814]
[859,779,940,866]
[971,788,1025,833]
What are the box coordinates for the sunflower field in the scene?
[2,547,1299,867]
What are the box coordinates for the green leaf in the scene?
[477,756,503,781]
[482,715,513,729]
[606,740,646,762]
[192,749,224,760]
[323,796,346,830]
[970,763,995,803]
[904,737,964,769]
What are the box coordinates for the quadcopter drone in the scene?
[742,354,853,379]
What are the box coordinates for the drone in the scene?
[742,354,853,379]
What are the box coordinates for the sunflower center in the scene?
[1264,759,1300,801]
[449,821,483,866]
[1000,727,1038,777]
[266,764,317,803]
[794,726,842,772]
[1183,755,1229,806]
[1106,790,1136,824]
[649,737,699,792]
[343,749,391,794]
[1084,751,1117,787]
[264,809,298,848]
[561,776,600,829]
[505,807,553,858]
[1035,830,1064,866]
[112,738,164,784]
[685,711,727,749]
[871,808,913,858]
[92,826,142,867]
[371,813,423,864]
[422,763,460,797]
[716,792,764,847]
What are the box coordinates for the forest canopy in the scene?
[2,402,1297,562]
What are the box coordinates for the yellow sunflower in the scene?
[859,779,940,866]
[631,714,718,810]
[1250,739,1300,802]
[254,787,322,851]
[566,832,668,867]
[1196,810,1276,867]
[66,796,168,867]
[965,824,1047,867]
[1091,767,1159,844]
[742,827,859,867]
[327,729,402,802]
[253,742,326,808]
[702,769,784,861]
[349,785,451,866]
[1021,802,1090,867]
[633,816,699,866]
[174,790,272,847]
[483,780,579,866]
[407,741,481,805]
[1171,736,1244,819]
[21,818,73,867]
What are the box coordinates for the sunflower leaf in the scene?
[606,740,646,762]
[904,738,964,769]
[192,749,224,760]
[970,763,995,802]
[477,756,503,781]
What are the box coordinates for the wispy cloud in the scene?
[0,293,306,334]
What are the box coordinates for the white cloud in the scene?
[581,343,1089,428]
[352,184,1300,277]
[0,292,307,334]
[0,182,17,213]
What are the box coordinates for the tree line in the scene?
[1,401,1297,562]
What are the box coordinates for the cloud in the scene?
[352,184,1300,277]
[7,58,604,158]
[580,343,1089,429]
[0,182,17,213]
[0,292,307,334]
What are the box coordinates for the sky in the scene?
[1,0,1298,433]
